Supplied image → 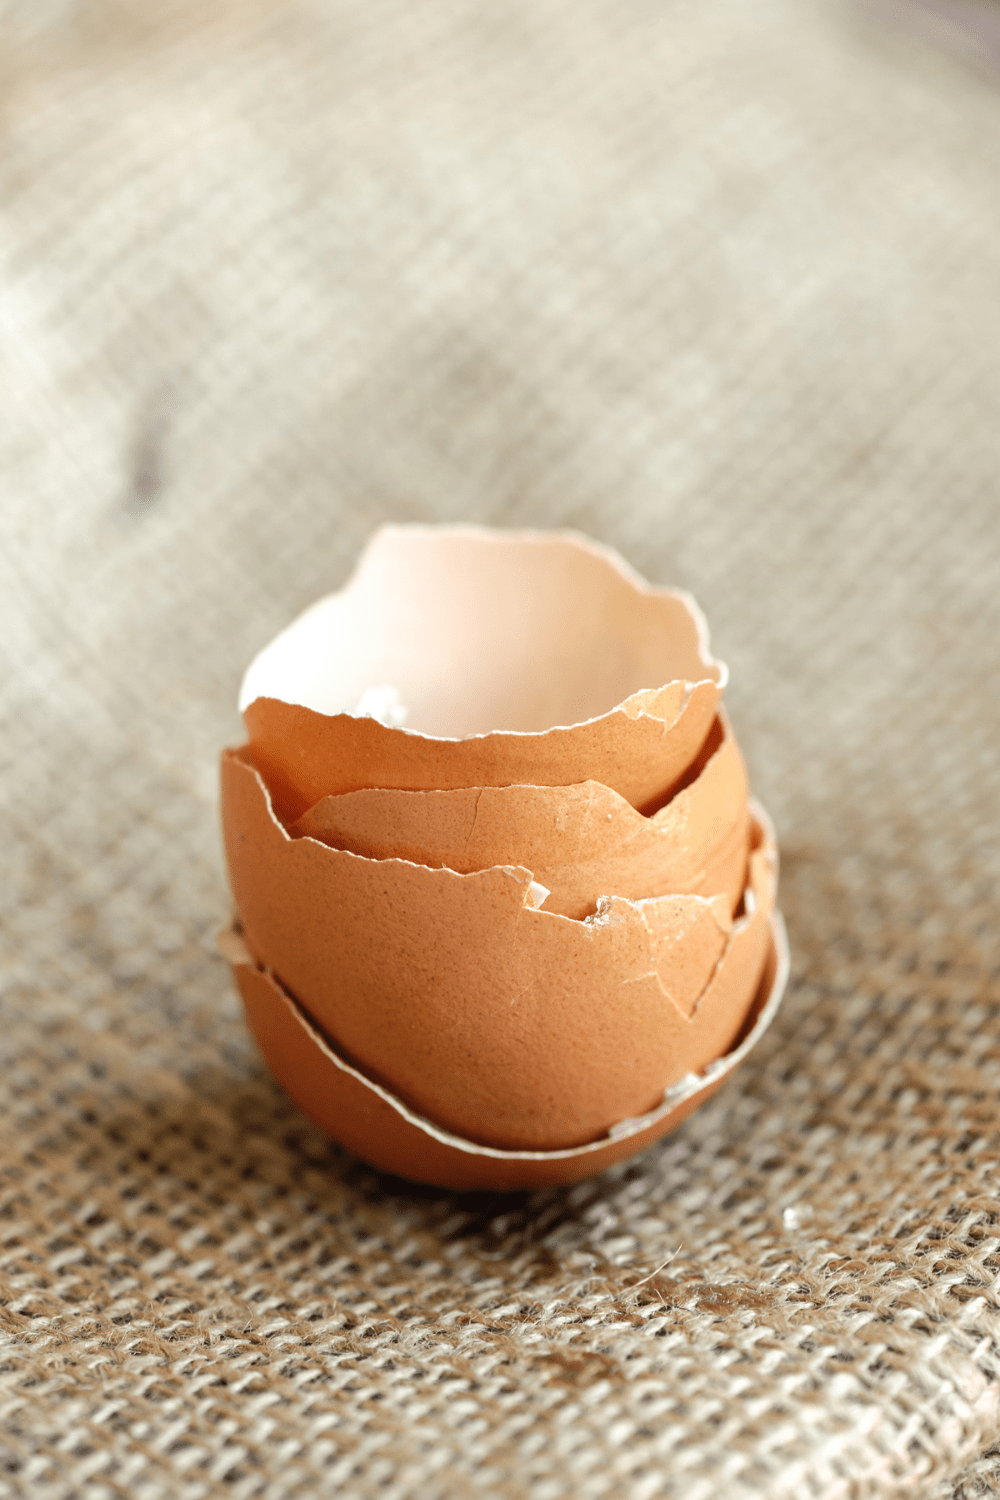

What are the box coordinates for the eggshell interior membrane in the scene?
[241,524,723,737]
[220,747,776,1151]
[239,526,725,821]
[219,911,788,1191]
[291,712,749,921]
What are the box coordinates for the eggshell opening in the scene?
[220,745,777,1150]
[219,912,789,1191]
[241,525,723,734]
[291,711,750,920]
[240,526,726,822]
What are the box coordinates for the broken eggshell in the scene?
[221,745,777,1152]
[291,711,750,920]
[220,912,788,1191]
[239,526,726,821]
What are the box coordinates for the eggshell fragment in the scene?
[219,911,789,1191]
[220,748,776,1150]
[291,712,749,920]
[240,526,725,822]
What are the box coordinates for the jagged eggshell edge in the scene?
[221,745,777,1149]
[291,711,749,920]
[219,912,789,1191]
[240,526,726,820]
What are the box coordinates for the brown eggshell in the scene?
[239,526,725,821]
[218,911,789,1191]
[220,748,777,1150]
[291,711,749,920]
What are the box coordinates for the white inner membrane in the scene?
[240,527,720,737]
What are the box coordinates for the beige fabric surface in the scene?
[4,1,1000,1495]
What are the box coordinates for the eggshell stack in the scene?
[220,525,788,1189]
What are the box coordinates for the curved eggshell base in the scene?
[222,913,789,1191]
[291,713,749,921]
[221,747,777,1149]
[245,680,722,824]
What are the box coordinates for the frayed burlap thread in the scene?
[3,2,1000,1496]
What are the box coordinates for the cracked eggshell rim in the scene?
[239,526,727,821]
[291,711,750,921]
[221,744,777,1150]
[220,912,789,1191]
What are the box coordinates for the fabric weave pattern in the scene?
[3,2,1000,1495]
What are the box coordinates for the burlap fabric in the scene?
[4,2,1000,1495]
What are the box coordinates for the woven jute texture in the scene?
[4,2,1000,1496]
